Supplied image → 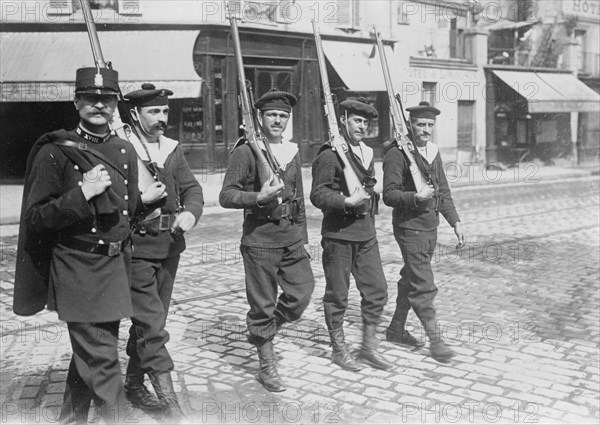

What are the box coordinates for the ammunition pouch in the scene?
[346,192,380,218]
[245,198,301,223]
[135,214,176,236]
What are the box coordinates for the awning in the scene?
[322,40,401,92]
[492,70,600,113]
[1,31,201,102]
[484,19,538,31]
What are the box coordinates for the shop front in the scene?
[190,24,397,171]
[0,30,201,181]
[486,67,600,165]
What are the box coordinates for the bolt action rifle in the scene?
[228,7,283,188]
[373,26,429,193]
[78,0,156,190]
[312,21,370,199]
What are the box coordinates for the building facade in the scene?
[2,0,490,181]
[478,0,600,165]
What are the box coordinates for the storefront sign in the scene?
[563,0,600,21]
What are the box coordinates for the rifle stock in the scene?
[373,27,427,193]
[312,21,368,198]
[229,11,282,187]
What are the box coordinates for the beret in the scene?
[124,83,173,107]
[75,67,119,95]
[339,97,379,119]
[407,101,441,119]
[254,90,297,113]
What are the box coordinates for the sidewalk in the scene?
[1,160,597,225]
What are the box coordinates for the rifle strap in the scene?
[53,139,127,180]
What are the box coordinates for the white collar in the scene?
[258,138,298,170]
[416,142,438,163]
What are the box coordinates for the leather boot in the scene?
[329,327,361,372]
[124,356,163,411]
[423,320,455,363]
[386,306,425,348]
[356,324,393,371]
[148,372,185,420]
[256,341,286,392]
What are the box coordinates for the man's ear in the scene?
[339,115,346,126]
[130,108,139,122]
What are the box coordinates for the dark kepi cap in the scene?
[254,90,297,113]
[124,83,173,107]
[75,67,119,95]
[407,101,441,120]
[339,97,379,119]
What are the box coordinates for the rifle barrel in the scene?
[79,0,106,68]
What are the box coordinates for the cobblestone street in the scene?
[1,176,599,424]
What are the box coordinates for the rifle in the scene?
[312,21,369,199]
[228,8,282,187]
[373,26,428,193]
[79,0,156,190]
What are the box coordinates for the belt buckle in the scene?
[78,142,87,150]
[281,203,289,219]
[107,241,121,257]
[159,215,171,231]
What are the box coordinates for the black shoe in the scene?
[430,341,456,363]
[124,384,164,411]
[386,329,425,348]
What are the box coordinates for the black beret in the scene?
[254,90,297,113]
[339,97,379,119]
[124,83,173,107]
[407,101,441,119]
[75,67,119,95]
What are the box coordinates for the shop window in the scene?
[537,120,558,144]
[181,99,204,145]
[213,69,224,144]
[252,70,293,97]
[422,82,437,106]
[575,30,586,73]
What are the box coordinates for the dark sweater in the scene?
[219,143,308,248]
[382,142,460,231]
[132,144,204,259]
[310,146,377,242]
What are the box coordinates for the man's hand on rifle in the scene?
[415,184,435,202]
[142,182,167,205]
[257,175,284,206]
[344,187,371,208]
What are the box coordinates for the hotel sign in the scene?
[563,0,600,21]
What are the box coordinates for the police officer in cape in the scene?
[219,90,315,392]
[382,101,466,363]
[13,67,162,423]
[120,83,204,419]
[310,97,392,372]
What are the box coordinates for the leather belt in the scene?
[57,235,128,257]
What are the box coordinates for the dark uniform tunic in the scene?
[16,127,139,422]
[382,141,460,324]
[219,143,314,345]
[310,144,388,329]
[128,138,204,374]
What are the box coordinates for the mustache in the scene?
[153,122,167,130]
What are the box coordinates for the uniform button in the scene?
[123,210,128,216]
[78,181,83,186]
[99,239,105,244]
[74,165,79,170]
[123,164,128,169]
[124,179,128,185]
[121,149,126,154]
[91,227,97,233]
[124,195,129,200]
